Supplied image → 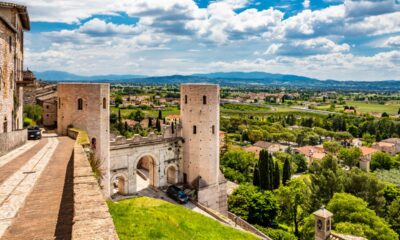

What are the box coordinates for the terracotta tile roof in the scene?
[376,142,395,147]
[165,115,180,120]
[254,141,276,149]
[330,233,367,240]
[244,146,262,155]
[381,138,400,144]
[360,146,378,156]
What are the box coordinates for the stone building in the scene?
[0,2,30,133]
[36,92,57,128]
[57,83,111,196]
[180,83,227,213]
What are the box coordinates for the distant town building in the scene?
[359,146,379,172]
[295,145,326,164]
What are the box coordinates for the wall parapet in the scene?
[72,140,118,239]
[110,125,182,149]
[227,212,271,240]
[0,129,27,156]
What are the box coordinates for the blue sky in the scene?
[13,0,400,80]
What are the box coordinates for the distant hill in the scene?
[34,71,146,81]
[33,70,400,91]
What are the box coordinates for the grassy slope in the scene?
[107,197,257,240]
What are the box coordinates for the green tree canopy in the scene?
[221,149,257,183]
[228,184,279,227]
[338,147,362,168]
[327,193,398,240]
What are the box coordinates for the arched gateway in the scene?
[109,132,183,196]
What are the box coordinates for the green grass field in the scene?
[315,101,400,115]
[107,197,257,240]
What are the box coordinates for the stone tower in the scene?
[57,83,111,196]
[180,83,227,213]
[313,206,333,240]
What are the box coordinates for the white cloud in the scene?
[303,0,310,9]
[346,11,400,36]
[384,36,400,48]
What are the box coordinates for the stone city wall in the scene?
[72,140,118,240]
[0,129,27,156]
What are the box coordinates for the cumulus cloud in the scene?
[384,36,400,48]
[266,38,350,56]
[18,0,400,80]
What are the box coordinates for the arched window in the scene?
[185,95,188,104]
[77,98,83,110]
[3,117,7,133]
[193,125,197,134]
[203,95,207,105]
[103,97,107,109]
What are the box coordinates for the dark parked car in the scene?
[27,126,42,140]
[166,185,189,204]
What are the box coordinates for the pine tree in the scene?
[273,161,280,189]
[156,118,161,132]
[282,157,291,186]
[253,163,260,187]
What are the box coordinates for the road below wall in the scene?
[0,134,75,239]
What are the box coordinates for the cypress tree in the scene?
[156,118,161,132]
[273,161,280,189]
[148,117,153,128]
[118,108,122,123]
[268,153,274,190]
[259,150,268,190]
[282,157,291,186]
[158,110,162,120]
[253,163,260,187]
[171,122,175,134]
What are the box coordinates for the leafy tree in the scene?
[381,112,389,118]
[228,184,279,227]
[110,113,118,124]
[294,154,308,173]
[221,149,257,183]
[276,179,311,237]
[256,226,297,240]
[273,161,280,189]
[282,158,291,186]
[115,95,123,106]
[344,168,386,215]
[129,110,145,122]
[371,152,394,171]
[309,155,345,207]
[362,133,376,146]
[327,193,398,240]
[323,141,341,155]
[24,104,42,122]
[338,147,362,168]
[387,197,400,235]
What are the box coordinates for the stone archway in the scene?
[167,165,178,184]
[136,155,158,191]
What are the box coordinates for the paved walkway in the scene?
[0,135,75,239]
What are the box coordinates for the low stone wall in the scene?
[0,129,27,156]
[72,142,119,239]
[227,212,271,240]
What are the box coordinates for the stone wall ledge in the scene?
[72,141,119,240]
